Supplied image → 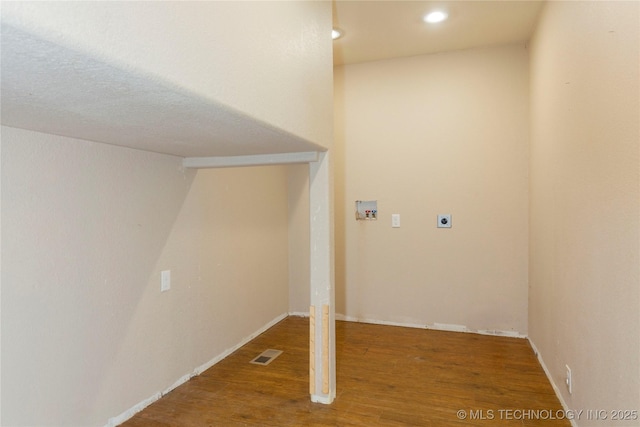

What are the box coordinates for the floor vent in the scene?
[250,349,283,366]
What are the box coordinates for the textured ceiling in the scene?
[1,24,324,158]
[333,1,544,65]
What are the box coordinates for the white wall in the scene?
[529,2,639,424]
[334,44,530,334]
[1,126,290,426]
[288,164,310,314]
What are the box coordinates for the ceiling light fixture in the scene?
[424,11,448,24]
[332,28,343,40]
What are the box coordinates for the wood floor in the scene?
[122,316,570,426]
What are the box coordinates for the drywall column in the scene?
[309,151,335,404]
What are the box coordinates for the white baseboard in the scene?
[106,392,161,427]
[311,393,335,405]
[336,313,421,328]
[528,338,577,427]
[335,314,526,338]
[106,312,288,427]
[288,311,310,318]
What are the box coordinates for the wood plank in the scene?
[121,317,570,426]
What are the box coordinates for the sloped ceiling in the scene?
[1,1,331,159]
[1,24,325,158]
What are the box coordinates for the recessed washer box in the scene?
[437,214,452,228]
[355,200,377,220]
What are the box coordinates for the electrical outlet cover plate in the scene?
[161,270,171,292]
[391,213,401,228]
[437,214,452,228]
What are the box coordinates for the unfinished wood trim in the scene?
[322,304,329,394]
[309,305,316,395]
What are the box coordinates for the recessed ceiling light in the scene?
[332,28,343,40]
[424,11,448,24]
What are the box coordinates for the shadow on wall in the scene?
[1,127,196,424]
[2,129,291,426]
[333,66,348,317]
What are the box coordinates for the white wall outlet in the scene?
[161,270,171,292]
[565,364,572,394]
[437,214,452,228]
[391,213,401,228]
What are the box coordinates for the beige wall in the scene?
[529,2,639,424]
[334,44,530,334]
[1,126,290,426]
